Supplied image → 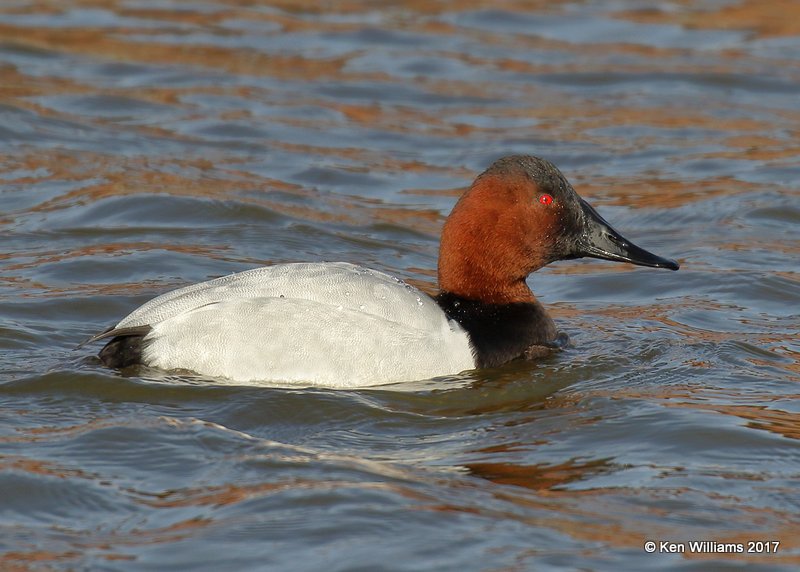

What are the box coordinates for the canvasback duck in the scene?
[87,155,678,387]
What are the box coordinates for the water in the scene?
[1,1,799,570]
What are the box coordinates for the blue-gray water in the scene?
[1,1,799,570]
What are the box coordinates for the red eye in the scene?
[539,194,554,205]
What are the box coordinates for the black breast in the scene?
[435,292,562,368]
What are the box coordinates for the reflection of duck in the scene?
[88,155,678,387]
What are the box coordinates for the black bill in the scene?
[574,198,680,270]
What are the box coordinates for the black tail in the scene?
[98,333,149,368]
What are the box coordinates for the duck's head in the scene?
[438,155,679,303]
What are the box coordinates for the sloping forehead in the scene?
[480,155,573,196]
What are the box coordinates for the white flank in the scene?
[113,263,475,387]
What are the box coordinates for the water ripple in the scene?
[2,0,800,570]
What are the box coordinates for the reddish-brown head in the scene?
[437,155,678,304]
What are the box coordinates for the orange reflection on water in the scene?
[466,456,613,490]
[616,0,800,39]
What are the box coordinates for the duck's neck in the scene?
[438,268,536,305]
[437,243,540,305]
[435,290,558,369]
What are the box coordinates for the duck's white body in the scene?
[111,262,475,387]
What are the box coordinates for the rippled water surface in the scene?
[2,1,799,570]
